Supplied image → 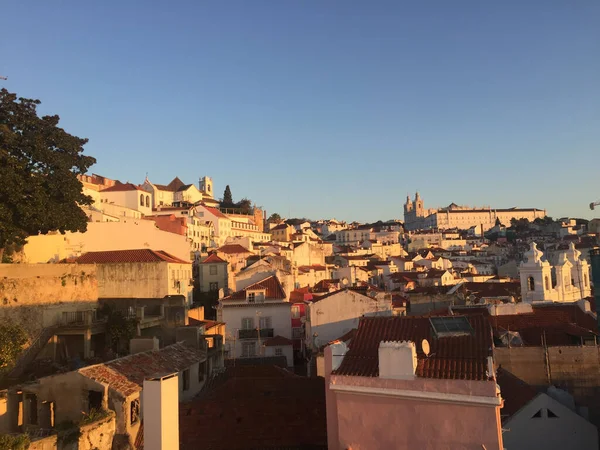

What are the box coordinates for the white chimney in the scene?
[378,341,417,380]
[143,373,179,450]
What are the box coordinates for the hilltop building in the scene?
[403,192,546,231]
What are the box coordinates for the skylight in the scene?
[430,316,473,337]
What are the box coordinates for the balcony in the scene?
[238,328,274,340]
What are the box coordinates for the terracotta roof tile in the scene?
[75,249,190,264]
[200,253,228,264]
[203,206,229,219]
[333,315,493,380]
[179,368,326,450]
[222,275,286,301]
[263,335,294,347]
[102,182,145,192]
[217,244,251,254]
[79,342,205,398]
[76,249,190,264]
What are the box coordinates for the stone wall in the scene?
[496,345,600,430]
[0,264,99,337]
[27,411,116,450]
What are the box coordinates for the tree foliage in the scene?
[236,198,253,215]
[0,323,28,373]
[268,213,281,223]
[0,89,96,257]
[222,185,233,206]
[102,306,138,354]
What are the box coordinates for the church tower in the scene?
[414,192,424,218]
[199,176,213,199]
[520,242,553,303]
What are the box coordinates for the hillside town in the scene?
[1,169,599,449]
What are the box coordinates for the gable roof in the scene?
[217,244,251,254]
[311,287,374,304]
[79,342,205,398]
[496,368,539,421]
[222,275,286,301]
[102,182,145,193]
[75,249,190,264]
[200,253,228,264]
[333,314,493,380]
[263,335,294,347]
[203,206,229,219]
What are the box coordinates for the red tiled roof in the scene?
[79,342,205,398]
[448,303,598,346]
[217,244,251,254]
[102,182,145,192]
[333,315,493,380]
[179,370,326,450]
[222,275,287,301]
[496,368,539,421]
[75,249,191,264]
[310,287,374,304]
[203,206,229,219]
[298,264,327,273]
[459,281,521,299]
[263,335,293,347]
[200,253,227,264]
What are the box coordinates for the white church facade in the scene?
[520,242,592,304]
[403,192,546,231]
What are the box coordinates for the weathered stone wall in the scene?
[496,346,600,430]
[0,264,99,337]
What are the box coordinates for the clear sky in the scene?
[2,1,599,222]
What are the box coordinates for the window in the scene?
[584,274,588,287]
[209,282,218,291]
[291,305,301,319]
[259,316,272,329]
[140,194,144,206]
[130,399,140,425]
[241,317,254,330]
[145,196,150,207]
[430,316,472,337]
[292,327,303,339]
[544,276,550,291]
[275,348,283,356]
[248,292,256,303]
[571,278,575,286]
[209,265,217,275]
[182,369,190,391]
[547,409,558,418]
[198,361,207,382]
[528,276,535,291]
[242,341,256,357]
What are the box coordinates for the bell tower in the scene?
[199,176,213,198]
[520,242,553,303]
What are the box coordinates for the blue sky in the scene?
[2,1,599,222]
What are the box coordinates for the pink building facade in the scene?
[324,316,504,450]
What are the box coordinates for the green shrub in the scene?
[0,434,30,450]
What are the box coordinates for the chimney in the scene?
[378,341,417,380]
[143,373,179,450]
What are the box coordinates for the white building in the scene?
[520,242,592,303]
[99,183,153,217]
[404,192,546,231]
[305,288,393,352]
[218,276,292,367]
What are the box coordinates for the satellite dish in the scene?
[421,339,430,356]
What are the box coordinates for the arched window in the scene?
[528,276,535,291]
[145,196,150,207]
[140,194,144,206]
[545,276,550,291]
[584,274,588,287]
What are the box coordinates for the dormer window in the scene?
[248,292,256,303]
[246,289,266,303]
